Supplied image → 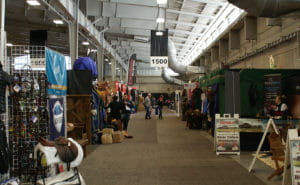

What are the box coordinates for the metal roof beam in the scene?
[174,43,194,47]
[169,29,202,36]
[167,9,214,19]
[166,20,207,27]
[170,36,197,42]
[191,0,226,6]
[55,0,128,71]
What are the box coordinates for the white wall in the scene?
[207,15,300,70]
[134,76,180,93]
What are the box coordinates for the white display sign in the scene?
[14,55,46,71]
[183,83,196,89]
[215,114,240,155]
[14,55,31,70]
[30,58,46,70]
[150,56,168,67]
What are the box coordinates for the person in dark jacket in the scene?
[107,96,123,130]
[0,63,12,113]
[207,94,215,136]
[157,95,164,119]
[121,94,133,136]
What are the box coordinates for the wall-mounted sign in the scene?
[183,83,197,89]
[14,55,46,71]
[150,30,168,67]
[264,74,281,115]
[150,56,168,67]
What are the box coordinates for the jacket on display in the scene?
[0,68,12,113]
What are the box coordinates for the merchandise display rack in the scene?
[0,113,9,183]
[7,46,49,183]
[0,43,11,183]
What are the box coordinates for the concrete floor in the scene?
[79,110,282,185]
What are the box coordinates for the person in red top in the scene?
[157,95,164,119]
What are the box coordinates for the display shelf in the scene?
[67,95,92,145]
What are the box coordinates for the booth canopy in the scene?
[199,69,225,88]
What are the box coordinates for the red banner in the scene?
[121,84,127,93]
[115,81,120,92]
[127,55,135,86]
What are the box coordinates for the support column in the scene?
[211,47,219,63]
[69,22,78,63]
[219,39,229,60]
[0,0,6,65]
[111,58,116,81]
[229,29,240,50]
[244,16,257,40]
[205,54,211,73]
[199,56,205,66]
[97,46,104,81]
[69,0,79,63]
[120,67,123,81]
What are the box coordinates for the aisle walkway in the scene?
[79,110,266,185]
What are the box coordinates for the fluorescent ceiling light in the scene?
[156,18,165,23]
[90,49,97,52]
[53,19,64,25]
[24,50,30,53]
[156,31,163,36]
[26,0,41,6]
[108,62,112,65]
[157,0,167,4]
[6,43,13,47]
[105,58,109,62]
[82,41,89,46]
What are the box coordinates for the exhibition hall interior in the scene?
[1,0,300,184]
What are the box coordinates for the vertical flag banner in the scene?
[49,98,65,141]
[46,48,67,95]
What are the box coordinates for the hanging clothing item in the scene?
[0,68,13,113]
[0,120,9,174]
[92,89,101,132]
[73,57,98,79]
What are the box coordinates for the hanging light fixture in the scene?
[156,18,165,23]
[26,0,41,6]
[82,41,89,46]
[53,19,64,25]
[157,0,167,5]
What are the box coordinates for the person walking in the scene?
[144,93,152,119]
[107,95,123,130]
[121,94,133,137]
[157,95,164,119]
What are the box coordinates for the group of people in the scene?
[143,93,164,120]
[106,94,134,137]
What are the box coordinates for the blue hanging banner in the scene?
[46,48,67,95]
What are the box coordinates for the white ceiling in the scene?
[86,0,230,69]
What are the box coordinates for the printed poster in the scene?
[290,139,300,185]
[49,98,65,141]
[264,74,281,115]
[216,118,240,154]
